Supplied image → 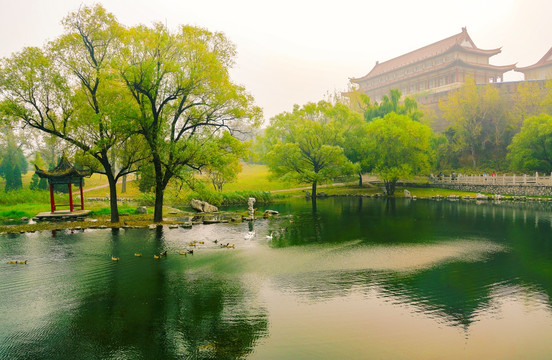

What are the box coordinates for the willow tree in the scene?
[261,101,354,198]
[0,5,144,222]
[364,113,433,196]
[117,24,261,222]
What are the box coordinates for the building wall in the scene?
[522,65,552,80]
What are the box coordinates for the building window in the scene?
[419,82,425,90]
[429,79,435,88]
[439,77,445,86]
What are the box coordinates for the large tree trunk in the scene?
[153,181,164,223]
[311,180,317,198]
[384,179,396,196]
[105,172,120,223]
[152,154,165,223]
[471,144,478,169]
[358,171,363,187]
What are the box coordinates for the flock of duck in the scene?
[7,230,278,264]
[109,239,237,261]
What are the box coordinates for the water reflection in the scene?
[2,198,552,358]
[0,228,268,359]
[263,198,552,332]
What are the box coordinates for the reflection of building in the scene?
[350,28,515,103]
[516,47,552,80]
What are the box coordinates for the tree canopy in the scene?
[507,113,552,173]
[364,113,433,195]
[348,89,423,122]
[261,101,354,198]
[117,23,261,222]
[439,76,512,169]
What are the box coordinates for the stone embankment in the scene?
[429,183,552,197]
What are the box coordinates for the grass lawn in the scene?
[222,163,304,192]
[84,176,142,198]
[403,187,483,198]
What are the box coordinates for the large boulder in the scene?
[476,193,489,200]
[190,199,218,213]
[136,206,148,214]
[263,209,279,219]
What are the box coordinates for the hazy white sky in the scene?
[1,0,551,120]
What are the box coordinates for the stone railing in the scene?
[427,172,552,197]
[431,172,552,186]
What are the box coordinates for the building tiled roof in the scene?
[352,28,503,82]
[516,47,552,72]
[365,58,515,91]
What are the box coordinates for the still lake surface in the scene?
[1,197,552,359]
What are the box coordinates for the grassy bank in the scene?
[0,163,489,223]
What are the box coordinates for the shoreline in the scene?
[2,192,551,235]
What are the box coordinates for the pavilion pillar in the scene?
[80,178,85,210]
[49,183,55,213]
[68,183,73,212]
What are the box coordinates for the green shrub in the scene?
[137,192,156,206]
[0,210,31,219]
[182,189,280,206]
[89,207,138,216]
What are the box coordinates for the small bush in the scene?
[0,210,31,219]
[137,192,156,206]
[182,189,280,206]
[89,207,138,216]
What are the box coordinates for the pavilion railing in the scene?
[431,172,552,186]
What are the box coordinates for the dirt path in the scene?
[270,183,346,193]
[75,178,135,194]
[270,175,379,193]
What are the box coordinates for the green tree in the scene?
[330,102,370,186]
[439,76,511,169]
[364,113,433,196]
[542,80,552,114]
[0,5,145,222]
[507,114,552,173]
[205,131,249,192]
[117,23,261,222]
[29,152,48,190]
[510,81,547,129]
[261,101,354,198]
[0,126,27,191]
[364,89,423,122]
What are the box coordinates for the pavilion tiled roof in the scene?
[35,155,92,180]
[352,27,503,82]
[516,47,552,72]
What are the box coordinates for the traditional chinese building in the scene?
[350,27,516,103]
[516,47,552,80]
[35,155,92,214]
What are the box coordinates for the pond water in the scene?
[1,197,552,359]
